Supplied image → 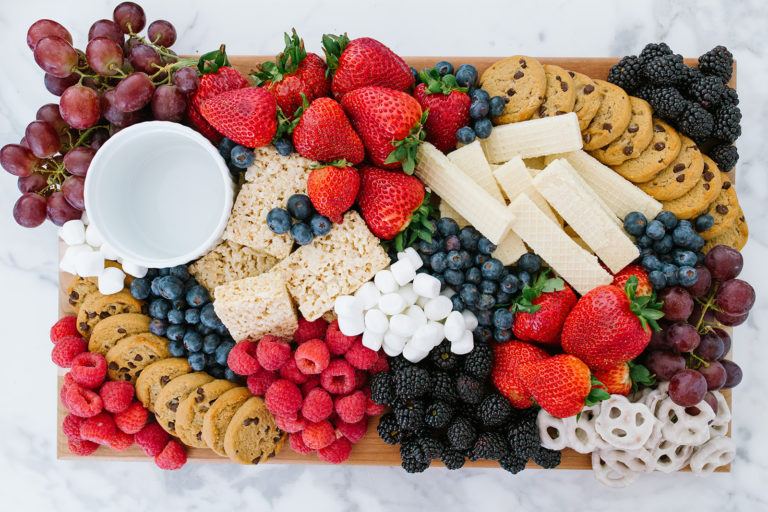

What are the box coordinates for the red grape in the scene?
[88,19,124,45]
[88,129,110,150]
[172,66,199,95]
[715,279,755,315]
[44,72,79,96]
[24,121,60,158]
[128,44,163,74]
[101,89,143,127]
[61,175,85,210]
[659,286,693,321]
[113,2,146,34]
[704,245,742,281]
[27,19,72,51]
[19,137,30,149]
[113,72,155,112]
[46,191,81,226]
[60,85,101,130]
[86,37,124,76]
[18,172,48,194]
[694,331,725,361]
[36,103,69,136]
[698,360,726,390]
[721,360,742,388]
[13,193,48,227]
[151,85,186,122]
[644,350,686,381]
[665,322,700,352]
[647,320,672,350]
[669,369,707,407]
[689,300,715,327]
[713,328,731,357]
[163,49,179,64]
[147,20,177,47]
[714,310,748,326]
[33,36,78,78]
[62,147,96,177]
[686,264,712,297]
[1,144,38,177]
[687,391,718,417]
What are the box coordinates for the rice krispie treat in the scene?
[189,240,278,299]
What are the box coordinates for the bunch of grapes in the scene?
[642,244,751,411]
[2,2,205,229]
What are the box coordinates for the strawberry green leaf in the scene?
[585,376,611,406]
[418,68,468,95]
[627,361,655,392]
[253,29,306,84]
[321,33,350,75]
[509,269,562,315]
[197,45,231,75]
[388,192,438,251]
[625,275,663,332]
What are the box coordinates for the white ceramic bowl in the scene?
[84,121,233,268]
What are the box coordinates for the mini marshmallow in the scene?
[411,323,440,351]
[461,310,478,330]
[383,331,407,352]
[59,220,85,246]
[362,330,384,351]
[403,247,423,270]
[338,314,365,336]
[80,211,89,225]
[426,321,445,346]
[379,293,406,316]
[390,259,416,286]
[443,311,466,342]
[451,330,474,354]
[405,305,427,328]
[59,248,78,274]
[416,295,430,308]
[99,242,120,261]
[402,341,429,363]
[374,269,398,293]
[98,266,126,295]
[412,273,441,299]
[364,309,389,334]
[85,223,103,247]
[335,295,363,317]
[75,248,105,277]
[121,260,148,278]
[389,314,415,338]
[424,296,453,321]
[399,283,418,306]
[441,287,456,298]
[354,282,381,310]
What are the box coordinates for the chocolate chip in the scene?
[716,205,729,215]
[134,354,143,361]
[168,421,175,431]
[654,124,665,132]
[268,451,276,459]
[704,171,714,181]
[623,146,634,156]
[555,110,567,115]
[124,374,132,382]
[118,367,129,373]
[108,362,119,370]
[148,354,156,359]
[583,133,592,143]
[196,432,202,441]
[704,183,711,190]
[160,375,170,385]
[141,305,149,314]
[703,163,709,172]
[568,71,575,78]
[122,307,131,313]
[70,291,79,300]
[168,398,179,412]
[673,164,686,173]
[627,124,639,133]
[513,70,524,79]
[584,84,594,94]
[538,105,546,116]
[273,435,281,443]
[117,327,126,334]
[506,88,516,96]
[503,97,510,103]
[560,82,569,92]
[99,311,110,319]
[602,123,613,132]
[69,299,76,306]
[676,175,686,182]
[197,387,204,394]
[723,181,732,189]
[127,361,136,369]
[251,458,260,464]
[519,59,527,68]
[87,312,97,319]
[79,322,89,331]
[654,142,666,151]
[195,394,205,403]
[135,370,142,378]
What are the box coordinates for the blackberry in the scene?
[499,453,528,474]
[393,366,431,399]
[416,435,444,461]
[429,340,458,371]
[462,344,493,380]
[648,87,686,121]
[531,446,562,469]
[455,373,485,405]
[698,45,733,82]
[677,102,713,142]
[638,42,673,64]
[401,456,429,473]
[708,144,738,171]
[679,65,701,89]
[388,356,412,372]
[394,399,425,431]
[711,104,742,143]
[446,417,477,451]
[507,410,540,459]
[370,372,394,406]
[478,394,513,427]
[470,431,509,461]
[424,401,454,429]
[431,371,459,404]
[633,83,656,102]
[720,86,739,108]
[607,55,644,92]
[687,75,725,110]
[440,448,466,470]
[643,54,687,86]
[377,412,403,445]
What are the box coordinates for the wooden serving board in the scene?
[56,56,733,471]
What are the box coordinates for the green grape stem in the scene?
[694,282,721,333]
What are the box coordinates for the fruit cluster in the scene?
[267,193,333,245]
[227,318,388,463]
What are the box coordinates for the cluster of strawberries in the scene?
[52,316,186,470]
[227,317,388,463]
[492,266,659,418]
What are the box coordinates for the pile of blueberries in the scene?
[624,210,711,290]
[266,193,332,246]
[408,217,543,344]
[413,60,505,143]
[128,265,240,381]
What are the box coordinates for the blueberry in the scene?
[434,60,454,76]
[488,96,506,117]
[419,237,443,255]
[480,280,498,295]
[167,308,185,325]
[471,326,492,344]
[518,253,542,274]
[494,328,512,343]
[455,64,478,88]
[518,271,532,287]
[157,268,170,276]
[673,250,697,267]
[662,264,679,286]
[677,266,699,287]
[201,333,221,354]
[446,250,463,270]
[150,276,163,296]
[148,298,171,319]
[215,340,235,366]
[267,208,292,234]
[185,308,200,325]
[168,340,186,357]
[495,291,512,304]
[224,367,242,383]
[636,235,653,248]
[500,274,520,294]
[443,235,461,252]
[145,268,159,279]
[310,214,332,237]
[184,330,203,352]
[493,308,514,330]
[188,352,207,371]
[645,220,666,240]
[460,283,480,306]
[216,324,230,336]
[478,238,497,255]
[623,212,648,236]
[690,234,705,252]
[434,273,447,291]
[428,253,447,273]
[274,137,294,156]
[458,226,480,251]
[148,318,168,336]
[653,234,674,254]
[129,278,150,300]
[473,118,493,139]
[290,222,314,245]
[694,214,714,232]
[218,137,237,162]
[230,145,255,168]
[437,217,460,237]
[476,310,492,326]
[208,365,226,379]
[639,246,654,258]
[450,295,465,312]
[474,253,489,266]
[286,194,314,220]
[469,99,490,120]
[697,251,706,265]
[470,88,490,103]
[458,250,472,269]
[444,269,465,287]
[156,276,184,300]
[648,270,666,290]
[185,285,210,308]
[672,224,695,247]
[169,265,189,281]
[200,303,219,329]
[456,126,476,144]
[678,219,693,231]
[410,66,420,84]
[465,267,482,284]
[476,294,496,310]
[641,254,663,272]
[480,258,504,280]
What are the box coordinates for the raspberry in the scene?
[256,335,291,371]
[335,390,367,424]
[279,356,309,385]
[50,316,78,344]
[60,372,76,404]
[369,353,389,374]
[320,359,356,395]
[80,412,116,445]
[246,368,279,396]
[344,339,378,370]
[70,352,107,389]
[354,370,368,390]
[301,375,321,395]
[302,387,334,423]
[51,335,87,368]
[294,317,328,344]
[275,414,308,433]
[135,422,169,457]
[302,420,336,450]
[99,381,135,414]
[227,340,261,376]
[264,379,303,418]
[335,416,368,443]
[68,438,99,456]
[364,388,388,416]
[294,339,330,375]
[324,320,357,355]
[155,439,187,470]
[63,383,103,417]
[108,429,134,451]
[114,401,149,434]
[62,413,86,440]
[289,432,314,454]
[317,437,352,464]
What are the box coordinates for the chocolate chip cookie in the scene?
[612,119,682,183]
[703,207,748,252]
[700,179,740,241]
[531,64,575,118]
[76,290,145,339]
[569,71,601,130]
[479,55,546,124]
[105,332,171,383]
[135,357,192,412]
[581,80,632,151]
[590,97,653,165]
[661,156,723,219]
[637,136,703,201]
[175,379,238,448]
[223,396,285,465]
[154,372,214,435]
[202,386,252,457]
[88,313,151,355]
[65,277,98,314]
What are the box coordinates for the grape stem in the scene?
[694,282,721,333]
[127,28,199,78]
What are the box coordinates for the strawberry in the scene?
[292,97,364,164]
[511,270,577,345]
[518,354,608,418]
[188,65,249,143]
[612,264,652,297]
[491,341,549,408]
[322,34,414,100]
[254,30,330,118]
[307,163,360,223]
[412,69,471,152]
[341,86,425,173]
[200,87,277,148]
[561,276,664,370]
[592,361,655,396]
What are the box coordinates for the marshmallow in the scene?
[390,259,416,286]
[399,283,418,306]
[411,324,439,351]
[99,242,120,261]
[426,321,445,346]
[402,341,429,363]
[379,293,406,316]
[389,314,415,338]
[424,296,453,321]
[412,273,441,299]
[451,330,474,354]
[338,314,365,336]
[121,260,148,278]
[85,223,103,247]
[59,220,85,246]
[362,330,384,351]
[405,305,427,328]
[75,248,105,277]
[403,247,424,270]
[443,311,466,342]
[80,211,89,225]
[354,282,381,310]
[374,269,398,293]
[98,266,126,295]
[416,295,430,308]
[461,310,479,331]
[441,287,456,298]
[383,331,407,352]
[59,249,78,274]
[335,295,363,318]
[364,309,389,334]
[382,340,403,357]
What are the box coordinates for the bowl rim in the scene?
[83,120,233,268]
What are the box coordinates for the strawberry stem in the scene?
[253,29,307,85]
[321,33,350,75]
[384,111,428,174]
[418,68,468,95]
[624,276,664,332]
[585,375,610,407]
[509,269,565,315]
[627,360,655,392]
[392,192,438,252]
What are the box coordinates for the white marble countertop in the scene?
[1,0,766,510]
